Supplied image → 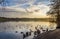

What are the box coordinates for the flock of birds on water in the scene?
[15,25,49,39]
[0,24,53,39]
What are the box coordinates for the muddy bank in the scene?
[34,29,60,39]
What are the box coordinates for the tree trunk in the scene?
[56,8,60,28]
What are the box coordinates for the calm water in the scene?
[0,21,57,32]
[0,21,57,39]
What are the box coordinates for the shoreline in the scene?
[0,17,55,22]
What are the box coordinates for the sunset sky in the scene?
[0,0,50,18]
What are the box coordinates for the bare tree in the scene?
[47,0,60,28]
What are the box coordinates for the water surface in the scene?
[0,21,57,39]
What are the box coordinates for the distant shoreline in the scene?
[0,17,55,22]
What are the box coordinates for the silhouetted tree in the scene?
[47,0,60,28]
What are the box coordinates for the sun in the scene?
[31,7,50,18]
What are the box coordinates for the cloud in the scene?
[25,3,50,14]
[0,0,34,6]
[0,0,50,18]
